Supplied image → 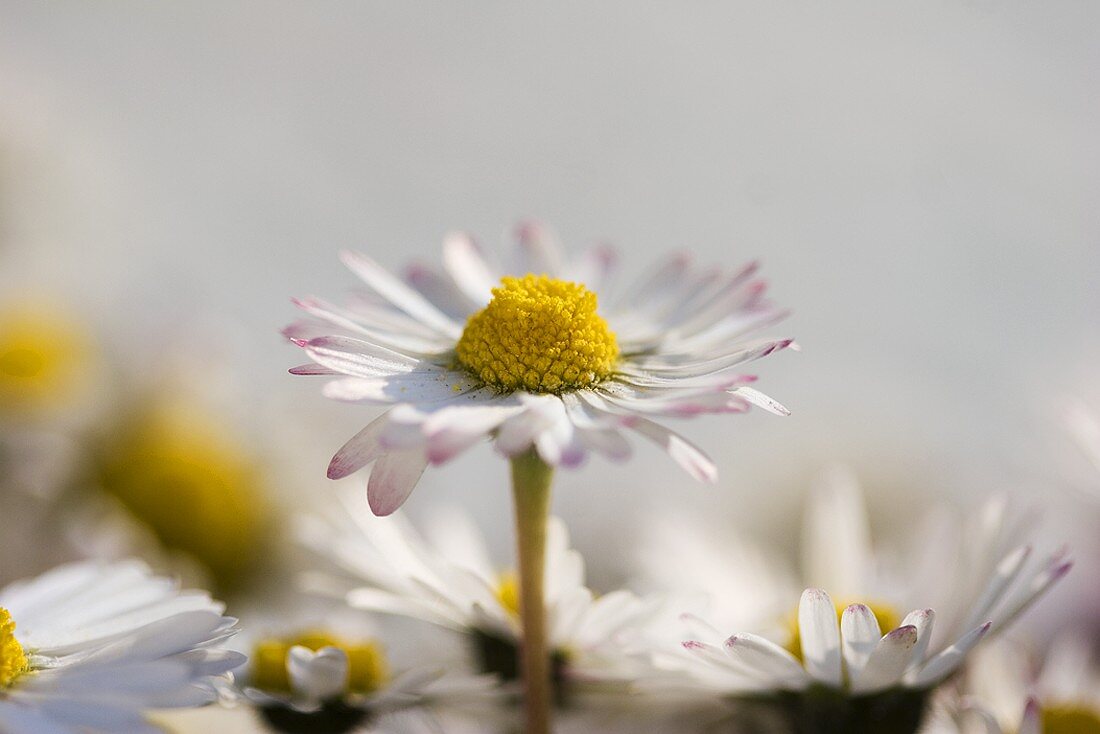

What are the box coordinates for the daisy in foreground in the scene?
[662,577,1066,734]
[0,559,242,734]
[285,223,792,732]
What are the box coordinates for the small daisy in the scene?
[638,466,1052,657]
[924,634,1100,734]
[285,223,792,515]
[0,559,243,734]
[297,491,665,694]
[237,625,501,734]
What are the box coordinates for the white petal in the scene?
[959,545,1031,633]
[908,622,992,687]
[802,466,873,600]
[723,633,811,689]
[840,604,881,676]
[565,244,618,293]
[328,412,392,479]
[321,371,479,405]
[340,250,462,338]
[442,231,497,305]
[900,608,935,671]
[494,395,563,457]
[851,625,918,693]
[288,646,349,702]
[798,588,842,687]
[732,386,791,416]
[297,335,422,378]
[626,418,717,483]
[514,221,564,277]
[367,450,429,516]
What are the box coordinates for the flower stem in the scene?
[510,449,555,734]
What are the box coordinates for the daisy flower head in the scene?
[285,223,793,515]
[297,491,666,696]
[635,469,1072,733]
[239,623,501,734]
[0,559,242,734]
[924,634,1100,734]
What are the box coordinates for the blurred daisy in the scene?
[924,634,1100,734]
[87,396,273,595]
[0,559,242,734]
[298,491,665,693]
[285,223,792,515]
[639,466,1056,657]
[238,625,501,734]
[0,303,93,420]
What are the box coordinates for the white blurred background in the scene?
[2,3,1098,629]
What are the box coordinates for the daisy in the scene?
[923,634,1100,734]
[0,559,243,734]
[284,223,792,516]
[236,623,501,734]
[637,466,1054,660]
[297,490,667,694]
[285,223,793,732]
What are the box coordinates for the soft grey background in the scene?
[2,3,1098,622]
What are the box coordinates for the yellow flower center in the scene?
[95,402,270,594]
[785,599,902,662]
[455,275,619,393]
[1042,705,1100,734]
[494,571,520,617]
[0,308,88,415]
[252,630,389,696]
[0,608,29,688]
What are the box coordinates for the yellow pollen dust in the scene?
[1042,705,1100,734]
[785,599,902,662]
[455,274,619,393]
[252,630,389,696]
[495,572,520,617]
[0,307,89,415]
[0,608,29,688]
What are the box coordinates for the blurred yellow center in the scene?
[0,608,29,688]
[495,571,520,617]
[252,630,389,696]
[455,275,619,393]
[1042,705,1100,734]
[0,308,88,414]
[785,599,902,661]
[96,402,270,594]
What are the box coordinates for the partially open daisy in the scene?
[0,559,242,733]
[239,624,500,734]
[298,491,665,694]
[925,634,1100,734]
[285,224,791,515]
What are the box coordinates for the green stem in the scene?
[510,449,555,734]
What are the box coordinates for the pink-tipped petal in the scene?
[328,413,392,479]
[366,450,429,516]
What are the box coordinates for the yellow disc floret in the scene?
[1043,705,1100,734]
[252,630,389,697]
[455,275,619,393]
[0,608,29,688]
[785,599,901,663]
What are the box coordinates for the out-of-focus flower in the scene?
[0,304,92,419]
[285,223,792,514]
[639,466,1054,656]
[236,624,500,734]
[297,491,665,694]
[0,559,242,733]
[88,398,272,595]
[923,634,1100,734]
